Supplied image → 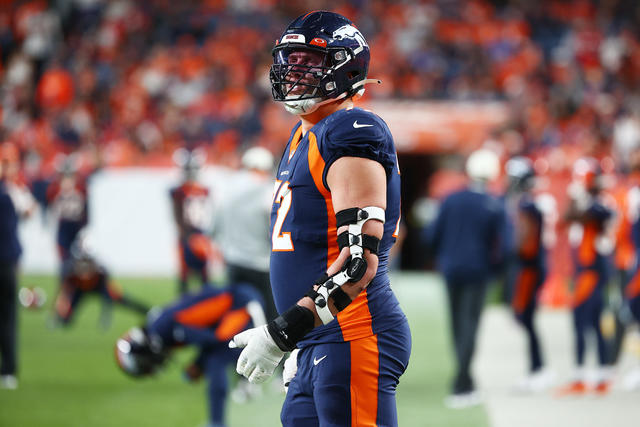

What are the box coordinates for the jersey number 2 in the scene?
[272,181,294,251]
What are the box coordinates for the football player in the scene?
[115,283,265,427]
[229,11,411,426]
[53,239,149,328]
[504,156,553,392]
[558,158,615,395]
[46,153,94,262]
[170,148,213,294]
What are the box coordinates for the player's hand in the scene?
[229,325,285,384]
[282,348,299,393]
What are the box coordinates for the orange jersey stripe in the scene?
[518,214,540,260]
[338,291,374,341]
[572,270,599,307]
[626,271,640,300]
[307,132,340,269]
[578,223,598,266]
[188,233,213,260]
[175,293,233,328]
[512,268,538,314]
[288,126,303,162]
[350,335,380,427]
[215,308,251,341]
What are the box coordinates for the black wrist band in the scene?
[266,305,315,352]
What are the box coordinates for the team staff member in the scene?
[211,146,278,321]
[115,283,265,427]
[0,143,21,390]
[427,148,505,408]
[230,11,411,426]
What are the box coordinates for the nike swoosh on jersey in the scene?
[353,120,374,128]
[313,355,327,366]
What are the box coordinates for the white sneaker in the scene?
[444,391,482,409]
[622,368,640,391]
[0,375,18,390]
[514,369,555,393]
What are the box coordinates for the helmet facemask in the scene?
[270,45,357,115]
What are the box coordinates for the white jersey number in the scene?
[272,181,294,251]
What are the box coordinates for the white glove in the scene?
[282,348,299,392]
[229,325,285,384]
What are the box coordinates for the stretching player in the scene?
[229,11,411,426]
[115,283,265,427]
[170,148,213,294]
[53,239,149,328]
[558,158,615,395]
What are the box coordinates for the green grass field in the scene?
[0,272,489,427]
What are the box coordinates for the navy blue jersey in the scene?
[270,107,404,345]
[61,260,108,291]
[574,200,613,269]
[148,284,263,347]
[517,196,545,268]
[170,182,210,234]
[429,188,505,283]
[0,181,21,263]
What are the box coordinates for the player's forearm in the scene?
[297,249,380,327]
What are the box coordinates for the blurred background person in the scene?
[115,282,266,427]
[426,148,505,408]
[504,156,553,392]
[211,146,277,322]
[0,142,23,390]
[46,152,97,263]
[558,157,615,395]
[52,236,149,329]
[605,149,640,367]
[170,147,214,294]
[618,156,640,390]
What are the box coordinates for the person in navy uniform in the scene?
[618,174,640,390]
[228,11,411,426]
[170,148,213,294]
[46,153,95,262]
[504,156,553,392]
[427,148,505,408]
[115,283,265,427]
[53,238,149,328]
[0,142,22,390]
[558,158,615,395]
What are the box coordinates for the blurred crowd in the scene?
[1,0,639,176]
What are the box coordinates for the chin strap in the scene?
[283,78,382,115]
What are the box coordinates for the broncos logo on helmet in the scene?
[270,11,380,115]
